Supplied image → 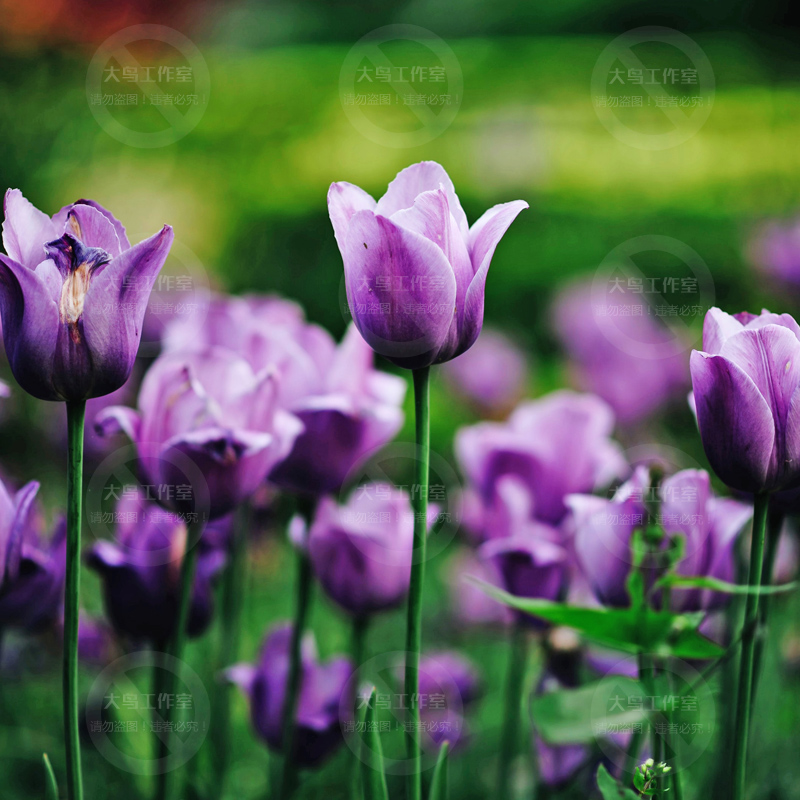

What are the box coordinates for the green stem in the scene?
[750,504,784,713]
[404,365,430,800]
[212,503,250,793]
[498,624,528,799]
[351,616,369,800]
[731,491,770,800]
[64,399,85,800]
[156,519,204,800]
[279,548,314,800]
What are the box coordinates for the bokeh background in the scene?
[1,0,800,798]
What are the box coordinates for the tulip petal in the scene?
[94,405,142,443]
[71,199,131,251]
[82,225,173,398]
[701,497,753,610]
[376,161,469,241]
[719,325,800,486]
[327,182,376,259]
[343,210,456,369]
[702,308,743,355]
[457,201,528,359]
[0,253,60,400]
[2,189,57,269]
[2,480,39,586]
[690,350,775,492]
[64,204,123,258]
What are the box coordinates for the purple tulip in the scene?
[0,480,65,632]
[456,391,626,529]
[661,470,752,612]
[96,346,302,519]
[568,467,752,612]
[479,525,568,627]
[0,189,173,401]
[303,483,413,619]
[85,489,227,643]
[535,736,590,788]
[748,216,800,290]
[567,466,650,607]
[267,324,406,495]
[327,161,528,369]
[691,308,800,493]
[165,294,406,496]
[552,281,689,425]
[439,328,529,415]
[226,623,352,768]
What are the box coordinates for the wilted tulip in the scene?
[226,623,352,767]
[97,347,302,519]
[303,483,414,619]
[85,489,227,643]
[0,190,173,401]
[0,480,65,632]
[328,161,528,369]
[691,308,800,494]
[456,391,626,529]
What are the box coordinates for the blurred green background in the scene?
[1,0,800,798]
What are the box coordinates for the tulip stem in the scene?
[732,491,770,800]
[156,518,204,800]
[405,365,430,800]
[279,546,314,800]
[213,503,250,793]
[498,624,528,799]
[750,504,784,712]
[64,399,85,800]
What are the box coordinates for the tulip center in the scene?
[44,233,111,331]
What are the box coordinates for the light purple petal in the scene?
[342,210,457,368]
[2,189,57,269]
[376,161,469,241]
[327,182,376,260]
[702,308,744,355]
[64,204,122,258]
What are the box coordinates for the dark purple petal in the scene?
[2,189,58,269]
[691,350,775,492]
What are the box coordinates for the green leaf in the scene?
[360,687,390,800]
[428,741,449,800]
[531,677,646,744]
[468,579,724,659]
[42,753,58,800]
[596,764,640,800]
[657,574,797,595]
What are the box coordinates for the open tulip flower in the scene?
[165,294,406,496]
[227,623,352,768]
[97,346,303,520]
[0,189,173,401]
[691,308,800,494]
[0,478,65,632]
[328,161,528,369]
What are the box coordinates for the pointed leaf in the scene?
[43,753,58,800]
[596,764,640,800]
[657,573,796,595]
[428,740,449,800]
[469,578,724,659]
[531,677,646,744]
